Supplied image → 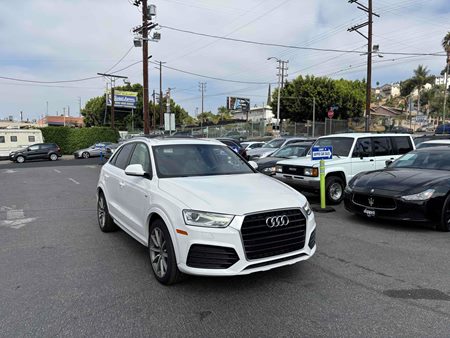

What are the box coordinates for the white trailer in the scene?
[0,129,44,159]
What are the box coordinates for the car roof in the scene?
[318,133,412,138]
[126,136,224,146]
[420,140,450,145]
[415,146,450,152]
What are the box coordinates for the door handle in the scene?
[119,182,125,188]
[370,159,374,162]
[104,174,110,179]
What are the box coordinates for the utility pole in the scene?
[199,82,206,116]
[78,97,82,116]
[348,0,379,132]
[312,97,316,137]
[444,51,450,124]
[157,61,166,129]
[97,73,128,129]
[267,57,288,135]
[152,89,156,128]
[46,101,48,116]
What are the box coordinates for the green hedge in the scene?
[40,127,119,155]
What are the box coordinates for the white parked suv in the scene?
[274,133,415,204]
[97,137,316,284]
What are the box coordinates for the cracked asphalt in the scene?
[0,160,449,337]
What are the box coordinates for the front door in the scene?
[351,137,375,176]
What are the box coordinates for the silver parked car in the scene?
[73,143,112,159]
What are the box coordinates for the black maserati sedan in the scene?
[344,147,450,231]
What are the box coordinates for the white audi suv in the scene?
[96,137,316,284]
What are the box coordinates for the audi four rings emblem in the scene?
[266,215,289,228]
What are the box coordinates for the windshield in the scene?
[391,151,450,170]
[262,139,285,149]
[272,145,308,158]
[153,144,254,178]
[312,137,354,157]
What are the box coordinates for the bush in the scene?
[40,127,119,154]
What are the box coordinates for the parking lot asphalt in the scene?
[1,162,450,337]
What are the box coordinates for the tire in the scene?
[325,176,345,205]
[149,220,182,285]
[82,152,90,159]
[437,194,450,232]
[49,153,58,161]
[97,192,117,232]
[16,156,25,163]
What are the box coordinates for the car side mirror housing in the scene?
[248,161,258,170]
[385,160,393,167]
[125,164,147,177]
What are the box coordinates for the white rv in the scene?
[0,129,44,159]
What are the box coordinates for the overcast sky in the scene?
[0,0,449,121]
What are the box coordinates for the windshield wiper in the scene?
[332,152,341,158]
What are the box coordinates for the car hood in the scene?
[256,156,284,168]
[352,168,450,194]
[247,147,278,156]
[158,173,306,215]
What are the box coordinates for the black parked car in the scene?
[256,141,313,175]
[344,147,450,231]
[9,143,61,163]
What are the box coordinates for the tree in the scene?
[272,75,365,122]
[81,96,105,127]
[410,65,434,114]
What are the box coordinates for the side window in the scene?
[352,137,372,157]
[10,136,17,142]
[0,136,5,143]
[129,143,151,173]
[29,145,39,151]
[392,136,413,155]
[372,137,393,156]
[40,144,50,149]
[28,136,35,142]
[113,144,135,170]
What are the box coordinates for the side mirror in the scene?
[27,148,31,151]
[125,164,147,177]
[248,161,258,170]
[385,160,393,167]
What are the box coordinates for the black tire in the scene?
[326,176,345,205]
[82,152,90,159]
[49,153,58,161]
[16,155,25,163]
[97,192,117,232]
[149,220,182,285]
[437,194,450,232]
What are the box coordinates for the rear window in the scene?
[391,136,413,154]
[372,137,393,156]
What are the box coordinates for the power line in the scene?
[160,25,446,57]
[0,74,102,84]
[104,45,134,73]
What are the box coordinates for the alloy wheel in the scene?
[97,196,106,228]
[149,227,168,278]
[329,182,343,201]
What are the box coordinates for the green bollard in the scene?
[320,159,326,209]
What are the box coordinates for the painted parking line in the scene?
[68,178,80,185]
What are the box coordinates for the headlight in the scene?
[303,201,312,216]
[182,210,234,228]
[303,167,318,177]
[262,167,276,174]
[275,165,283,173]
[401,189,434,201]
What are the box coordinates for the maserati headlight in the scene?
[401,189,435,201]
[304,167,318,177]
[182,210,234,228]
[303,201,312,216]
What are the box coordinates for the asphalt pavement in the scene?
[0,161,449,337]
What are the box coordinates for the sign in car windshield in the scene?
[107,90,138,108]
[311,146,333,160]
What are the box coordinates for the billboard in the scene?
[227,97,250,112]
[107,90,138,108]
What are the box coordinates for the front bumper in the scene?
[343,191,434,223]
[174,211,317,276]
[273,173,320,191]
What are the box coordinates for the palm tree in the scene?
[442,32,450,124]
[410,65,434,115]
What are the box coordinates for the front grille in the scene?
[186,244,239,269]
[352,193,396,210]
[241,209,306,260]
[308,229,316,249]
[281,165,304,175]
[244,253,307,270]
